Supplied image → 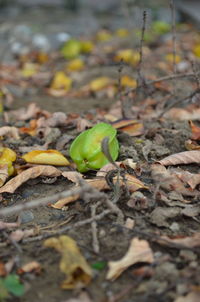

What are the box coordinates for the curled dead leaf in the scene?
[189,120,200,140]
[0,126,19,139]
[151,164,198,196]
[158,150,200,166]
[44,235,92,289]
[158,232,200,248]
[106,237,154,281]
[18,261,41,275]
[164,106,200,121]
[62,171,83,183]
[0,165,62,194]
[112,119,144,136]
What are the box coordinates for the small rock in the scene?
[32,34,50,52]
[170,222,180,232]
[18,210,34,224]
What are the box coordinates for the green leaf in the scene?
[0,279,9,302]
[91,261,107,271]
[4,274,25,297]
[69,123,119,172]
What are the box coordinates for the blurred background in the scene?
[0,0,187,62]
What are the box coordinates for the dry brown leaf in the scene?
[96,162,121,177]
[185,139,200,151]
[151,164,198,196]
[52,174,146,209]
[6,103,46,121]
[0,126,19,139]
[0,165,62,194]
[164,107,200,121]
[159,232,200,248]
[173,170,200,189]
[44,235,92,289]
[106,237,154,281]
[150,207,181,227]
[18,261,41,274]
[96,160,137,178]
[124,218,135,229]
[0,164,9,187]
[52,174,147,209]
[9,229,35,242]
[62,171,83,183]
[112,119,144,136]
[174,291,200,302]
[189,120,200,140]
[158,150,200,166]
[51,194,80,209]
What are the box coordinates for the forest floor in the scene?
[0,5,200,302]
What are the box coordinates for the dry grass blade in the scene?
[158,150,200,166]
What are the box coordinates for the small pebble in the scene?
[18,210,34,224]
[169,222,180,232]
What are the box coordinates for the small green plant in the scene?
[0,274,25,301]
[69,123,119,172]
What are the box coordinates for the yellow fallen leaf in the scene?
[36,52,49,64]
[66,58,85,72]
[96,30,112,42]
[114,49,140,66]
[193,44,200,58]
[44,235,92,289]
[121,75,137,88]
[50,71,72,91]
[106,237,154,281]
[21,62,39,78]
[0,165,62,194]
[80,40,94,53]
[115,28,129,38]
[89,77,111,92]
[0,147,16,176]
[165,53,181,64]
[22,150,69,166]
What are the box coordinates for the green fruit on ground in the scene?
[69,123,119,172]
[61,39,81,59]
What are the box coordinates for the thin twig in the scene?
[159,88,200,117]
[123,71,199,97]
[170,0,177,75]
[2,230,22,253]
[137,10,147,86]
[91,202,101,253]
[0,186,84,217]
[22,209,112,243]
[101,137,121,205]
[191,60,200,90]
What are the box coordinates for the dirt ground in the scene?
[0,4,200,302]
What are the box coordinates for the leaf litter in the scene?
[0,9,200,302]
